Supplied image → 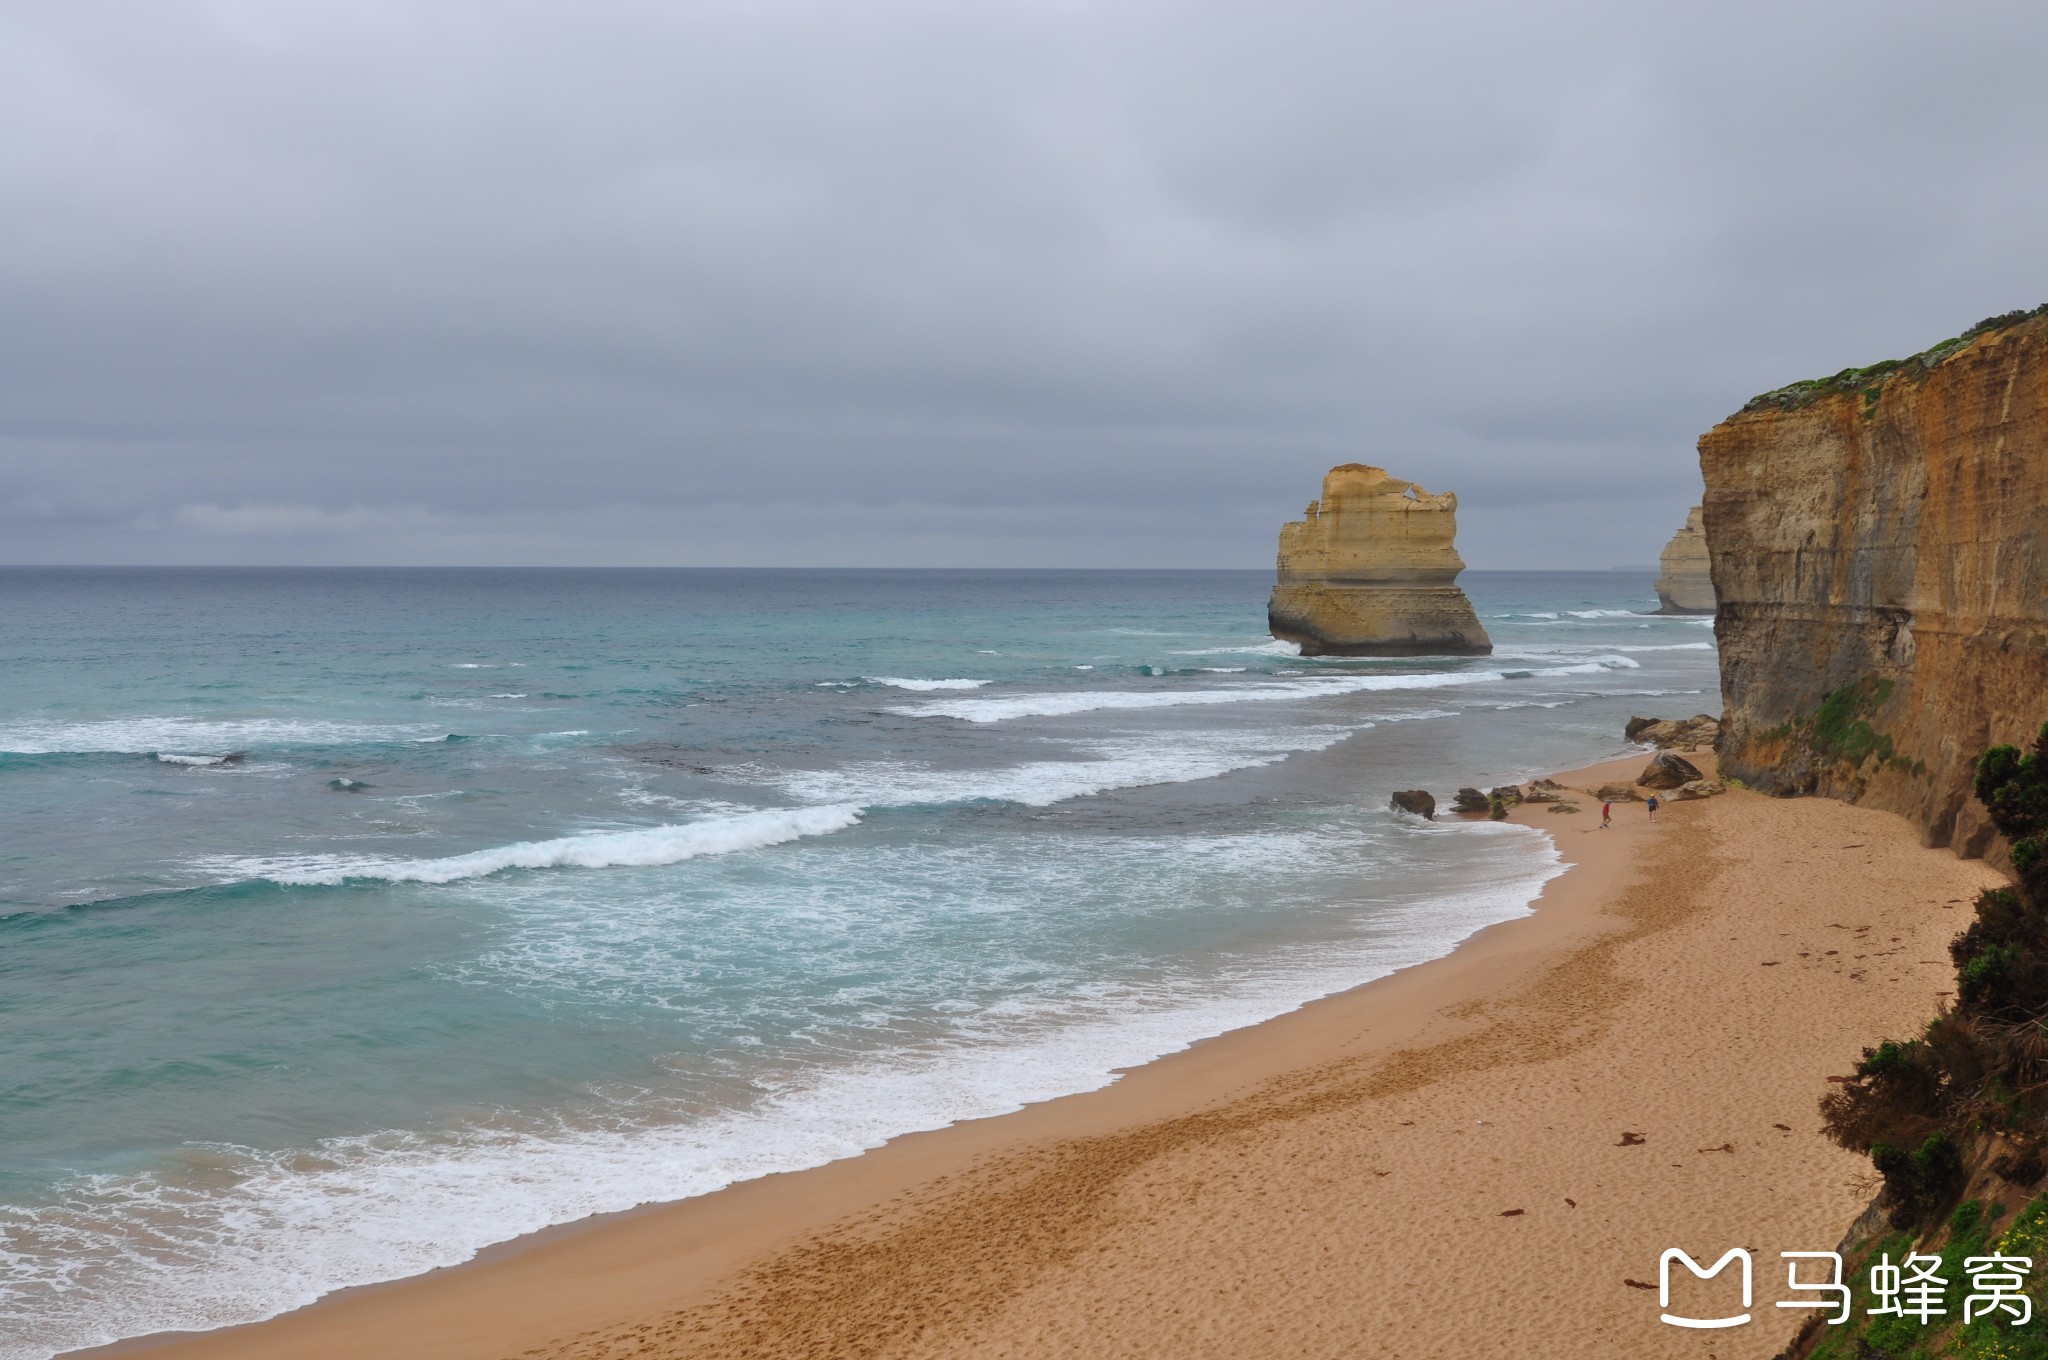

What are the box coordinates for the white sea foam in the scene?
[1606,642,1714,652]
[2,824,1561,1360]
[1492,642,1711,661]
[154,753,235,767]
[1170,639,1301,657]
[196,807,863,888]
[0,718,442,756]
[776,727,1359,809]
[864,677,992,691]
[892,660,1635,724]
[1565,608,1648,619]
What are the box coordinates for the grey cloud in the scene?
[3,0,2046,568]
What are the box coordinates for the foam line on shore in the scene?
[5,824,1561,1360]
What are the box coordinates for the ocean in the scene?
[0,568,1717,1358]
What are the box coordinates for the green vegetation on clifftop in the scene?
[1746,305,2048,414]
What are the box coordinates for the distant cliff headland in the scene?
[1267,463,1491,657]
[1705,305,2048,859]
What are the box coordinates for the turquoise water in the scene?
[0,568,1716,1357]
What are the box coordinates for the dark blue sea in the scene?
[0,568,1717,1357]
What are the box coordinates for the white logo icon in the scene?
[1660,1248,1752,1329]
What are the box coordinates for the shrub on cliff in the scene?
[1821,722,2048,1225]
[1868,1134,1965,1228]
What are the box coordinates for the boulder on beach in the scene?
[1390,789,1437,820]
[1529,777,1564,792]
[1669,779,1726,801]
[1592,783,1642,802]
[1450,787,1491,814]
[1636,752,1705,789]
[1521,786,1564,803]
[1489,785,1524,808]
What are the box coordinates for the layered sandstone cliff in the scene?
[1268,464,1491,657]
[1704,308,2048,856]
[1652,504,1714,614]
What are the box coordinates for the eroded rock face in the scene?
[1625,713,1720,750]
[1268,464,1492,657]
[1654,505,1715,614]
[1703,312,2048,855]
[1389,789,1436,820]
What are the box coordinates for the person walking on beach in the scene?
[1646,794,1660,823]
[1601,800,1611,829]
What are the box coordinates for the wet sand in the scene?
[87,754,2003,1359]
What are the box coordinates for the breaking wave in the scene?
[893,660,1636,724]
[863,677,992,691]
[196,806,864,887]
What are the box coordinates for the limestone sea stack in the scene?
[1652,504,1714,614]
[1267,464,1492,657]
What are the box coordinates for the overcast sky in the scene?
[4,1,2045,569]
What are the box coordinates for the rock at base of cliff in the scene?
[1669,779,1726,801]
[1625,714,1720,750]
[1592,783,1642,802]
[1636,752,1705,789]
[1390,789,1436,819]
[1450,787,1490,814]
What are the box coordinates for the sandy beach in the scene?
[86,753,2004,1360]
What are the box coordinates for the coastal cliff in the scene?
[1267,464,1491,657]
[1651,504,1714,614]
[1703,307,2048,857]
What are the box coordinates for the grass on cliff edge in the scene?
[1746,303,2048,414]
[1798,1196,2048,1360]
